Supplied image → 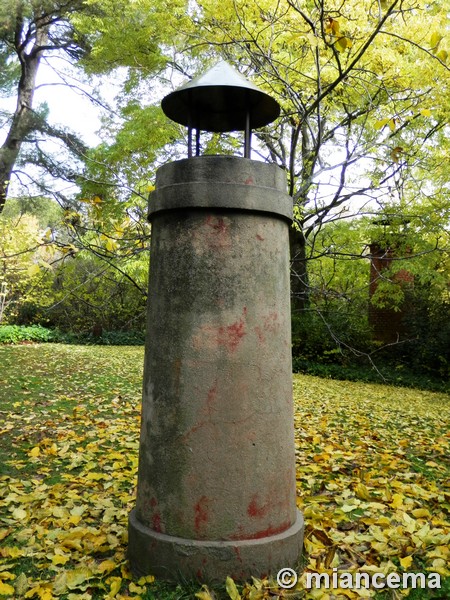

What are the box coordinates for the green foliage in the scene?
[72,0,188,76]
[0,211,54,324]
[0,324,58,344]
[90,330,145,345]
[2,196,63,229]
[63,329,146,346]
[0,45,20,95]
[292,215,449,387]
[45,251,148,333]
[0,325,145,346]
[292,356,449,394]
[80,104,177,199]
[292,309,372,364]
[1,192,149,333]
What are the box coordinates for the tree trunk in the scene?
[0,13,48,213]
[289,225,309,313]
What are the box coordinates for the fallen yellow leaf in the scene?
[0,581,15,595]
[12,508,27,520]
[390,493,404,509]
[355,483,372,501]
[107,576,122,598]
[399,555,413,569]
[51,554,70,566]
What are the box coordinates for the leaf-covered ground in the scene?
[0,345,448,600]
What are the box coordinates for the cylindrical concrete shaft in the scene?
[128,156,303,581]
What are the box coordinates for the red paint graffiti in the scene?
[204,216,231,250]
[206,215,227,233]
[254,326,265,344]
[218,319,246,352]
[264,312,279,333]
[207,382,218,405]
[254,312,279,344]
[230,521,291,541]
[194,309,247,353]
[194,496,209,533]
[247,495,269,518]
[152,513,162,533]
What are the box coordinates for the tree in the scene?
[0,194,149,331]
[2,0,449,355]
[65,0,449,317]
[185,0,450,311]
[302,209,450,376]
[0,0,188,213]
[0,0,90,211]
[0,208,53,323]
[0,0,188,328]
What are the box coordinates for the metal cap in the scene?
[161,60,280,132]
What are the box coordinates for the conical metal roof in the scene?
[161,60,280,132]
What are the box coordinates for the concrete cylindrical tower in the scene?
[128,156,303,581]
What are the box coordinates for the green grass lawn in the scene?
[0,344,448,600]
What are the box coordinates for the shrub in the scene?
[63,330,145,346]
[0,325,60,344]
[0,325,145,346]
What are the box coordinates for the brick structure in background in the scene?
[369,242,414,343]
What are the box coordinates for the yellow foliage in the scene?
[0,581,15,596]
[225,576,241,600]
[27,264,41,277]
[12,508,27,520]
[29,446,40,457]
[107,576,122,598]
[51,554,70,566]
[436,49,448,63]
[399,555,413,569]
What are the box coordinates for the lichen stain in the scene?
[194,496,209,533]
[173,358,182,396]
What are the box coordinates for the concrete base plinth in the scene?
[128,508,304,582]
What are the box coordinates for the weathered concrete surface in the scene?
[128,156,303,581]
[128,508,303,581]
